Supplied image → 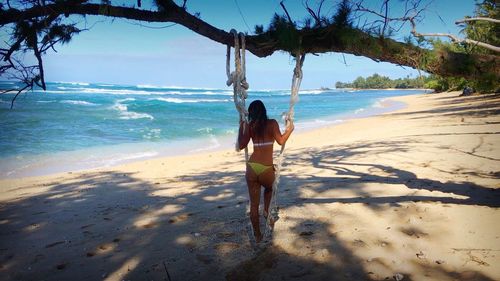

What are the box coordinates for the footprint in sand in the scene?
[98,244,111,251]
[379,241,390,248]
[87,242,115,257]
[401,227,428,238]
[80,224,94,229]
[196,254,213,265]
[45,241,65,248]
[352,239,367,247]
[216,232,235,239]
[299,231,314,237]
[56,262,68,270]
[142,222,159,229]
[87,239,121,257]
[31,254,45,264]
[214,242,240,256]
[168,213,194,224]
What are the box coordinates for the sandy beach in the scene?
[1,91,499,280]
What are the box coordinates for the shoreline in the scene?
[0,92,417,180]
[334,87,434,91]
[0,91,499,280]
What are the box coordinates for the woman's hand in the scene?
[287,120,295,132]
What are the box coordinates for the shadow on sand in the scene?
[1,93,499,280]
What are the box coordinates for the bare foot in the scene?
[263,211,275,227]
[255,233,263,243]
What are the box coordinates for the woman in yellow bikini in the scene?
[237,100,294,242]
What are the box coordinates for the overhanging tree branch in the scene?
[455,17,500,25]
[410,18,500,53]
[1,0,499,94]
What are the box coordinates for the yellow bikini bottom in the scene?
[247,162,273,176]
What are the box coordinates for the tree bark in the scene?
[1,1,498,80]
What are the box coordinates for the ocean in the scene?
[0,81,429,178]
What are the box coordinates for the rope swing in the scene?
[226,29,305,240]
[226,29,249,161]
[265,51,305,238]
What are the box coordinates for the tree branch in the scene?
[280,1,293,24]
[455,17,500,25]
[1,1,499,82]
[409,19,500,53]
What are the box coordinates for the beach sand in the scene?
[1,91,499,280]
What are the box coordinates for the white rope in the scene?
[226,32,305,241]
[226,29,249,161]
[264,52,305,238]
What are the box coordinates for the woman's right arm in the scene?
[272,119,294,146]
[238,121,251,150]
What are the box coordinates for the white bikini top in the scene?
[253,141,274,147]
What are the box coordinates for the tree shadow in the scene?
[2,104,499,280]
[0,169,253,280]
[1,143,498,280]
[283,140,500,208]
[386,93,500,120]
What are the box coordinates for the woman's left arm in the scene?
[238,121,251,150]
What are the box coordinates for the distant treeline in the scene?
[335,73,475,92]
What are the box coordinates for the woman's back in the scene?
[249,119,277,165]
[237,99,294,243]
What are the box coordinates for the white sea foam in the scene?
[165,90,232,96]
[190,135,221,153]
[143,128,161,140]
[53,85,232,96]
[40,90,73,94]
[118,98,136,102]
[137,84,157,89]
[224,129,236,135]
[300,90,325,95]
[354,108,365,114]
[372,99,386,108]
[60,100,97,106]
[111,101,154,120]
[137,84,183,89]
[153,97,228,103]
[137,84,226,91]
[36,100,59,104]
[120,111,154,120]
[201,91,233,96]
[81,88,153,95]
[97,151,159,167]
[56,81,90,86]
[197,127,213,134]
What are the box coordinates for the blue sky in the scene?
[42,0,476,89]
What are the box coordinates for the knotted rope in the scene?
[264,52,305,238]
[226,29,249,161]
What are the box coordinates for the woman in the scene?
[238,100,294,242]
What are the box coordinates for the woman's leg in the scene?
[259,168,275,218]
[246,167,263,242]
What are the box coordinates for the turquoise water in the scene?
[0,81,429,178]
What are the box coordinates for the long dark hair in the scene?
[248,100,268,139]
